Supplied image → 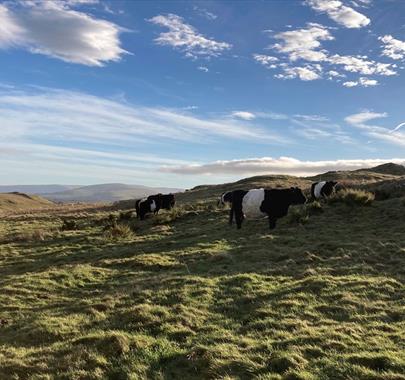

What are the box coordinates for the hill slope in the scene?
[176,165,403,204]
[0,186,404,379]
[0,192,54,212]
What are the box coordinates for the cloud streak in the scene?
[345,111,405,147]
[162,156,405,176]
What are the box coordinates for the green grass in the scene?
[1,196,405,379]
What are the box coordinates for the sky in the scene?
[1,0,405,188]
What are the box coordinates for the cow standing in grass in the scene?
[228,188,306,229]
[135,193,175,220]
[311,181,338,200]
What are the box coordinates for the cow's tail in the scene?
[310,183,316,201]
[135,200,140,219]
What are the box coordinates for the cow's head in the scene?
[323,181,338,196]
[290,187,307,205]
[218,191,232,206]
[168,194,176,208]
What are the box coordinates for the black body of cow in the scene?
[135,193,175,220]
[229,188,306,230]
[310,181,338,200]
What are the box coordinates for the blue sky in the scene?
[1,0,405,187]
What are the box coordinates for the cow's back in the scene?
[242,189,267,219]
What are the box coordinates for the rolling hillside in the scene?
[1,163,405,379]
[0,192,54,212]
[176,163,405,204]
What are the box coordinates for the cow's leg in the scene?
[268,216,277,230]
[229,207,234,225]
[235,209,244,229]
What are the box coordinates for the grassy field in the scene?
[1,171,405,379]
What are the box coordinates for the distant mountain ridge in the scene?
[41,183,183,203]
[0,185,80,194]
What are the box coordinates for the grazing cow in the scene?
[135,193,175,220]
[311,181,338,200]
[229,187,306,229]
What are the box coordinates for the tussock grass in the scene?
[103,223,134,240]
[0,194,404,379]
[329,188,375,206]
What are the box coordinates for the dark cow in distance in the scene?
[135,193,175,220]
[311,181,338,200]
[228,187,306,229]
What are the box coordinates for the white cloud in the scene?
[306,0,370,28]
[343,80,358,87]
[294,114,329,121]
[379,35,405,60]
[231,111,256,120]
[192,6,217,21]
[257,23,397,85]
[328,70,345,77]
[275,64,322,80]
[148,13,231,58]
[253,54,279,67]
[197,65,209,72]
[345,111,387,125]
[343,77,378,87]
[162,156,405,176]
[272,23,333,62]
[328,54,396,76]
[0,2,128,66]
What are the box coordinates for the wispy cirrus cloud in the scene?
[0,1,128,66]
[148,13,231,59]
[345,111,405,146]
[0,87,289,185]
[0,87,282,146]
[161,156,405,176]
[305,0,370,29]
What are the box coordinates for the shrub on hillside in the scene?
[103,223,134,240]
[328,189,374,206]
[61,219,78,231]
[286,206,309,226]
[306,200,323,215]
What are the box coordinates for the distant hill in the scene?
[0,192,54,212]
[361,163,405,176]
[42,183,183,203]
[0,185,80,194]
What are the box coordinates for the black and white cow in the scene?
[311,181,338,200]
[228,187,306,229]
[135,193,176,220]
